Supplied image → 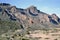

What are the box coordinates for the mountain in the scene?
[0,3,60,33]
[0,3,60,40]
[0,3,60,29]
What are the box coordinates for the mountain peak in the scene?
[52,13,58,18]
[27,5,37,10]
[28,5,36,9]
[52,13,57,17]
[26,5,39,14]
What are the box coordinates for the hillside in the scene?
[0,3,60,40]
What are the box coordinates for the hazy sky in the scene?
[0,0,60,17]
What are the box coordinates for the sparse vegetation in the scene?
[0,20,21,35]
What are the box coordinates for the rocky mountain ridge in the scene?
[0,3,60,29]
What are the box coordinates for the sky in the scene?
[0,0,60,17]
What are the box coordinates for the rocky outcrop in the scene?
[26,6,38,13]
[26,6,38,16]
[51,14,59,21]
[9,6,17,13]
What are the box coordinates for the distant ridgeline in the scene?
[0,3,10,6]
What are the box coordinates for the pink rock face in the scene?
[10,6,17,13]
[52,14,59,21]
[52,14,58,19]
[26,6,38,14]
[43,14,50,22]
[15,12,27,20]
[28,18,34,24]
[38,14,50,23]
